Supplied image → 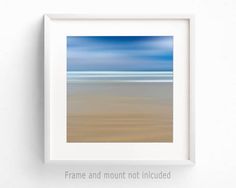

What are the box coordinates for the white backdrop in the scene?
[0,0,236,187]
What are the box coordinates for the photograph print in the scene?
[67,36,173,142]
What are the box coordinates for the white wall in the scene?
[0,0,236,187]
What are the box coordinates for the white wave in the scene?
[67,71,173,83]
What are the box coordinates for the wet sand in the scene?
[67,82,173,142]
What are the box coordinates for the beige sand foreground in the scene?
[67,82,173,142]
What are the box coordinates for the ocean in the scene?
[67,71,173,83]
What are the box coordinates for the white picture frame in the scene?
[44,14,195,165]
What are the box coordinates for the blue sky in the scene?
[67,36,173,71]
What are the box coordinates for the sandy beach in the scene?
[67,82,173,142]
